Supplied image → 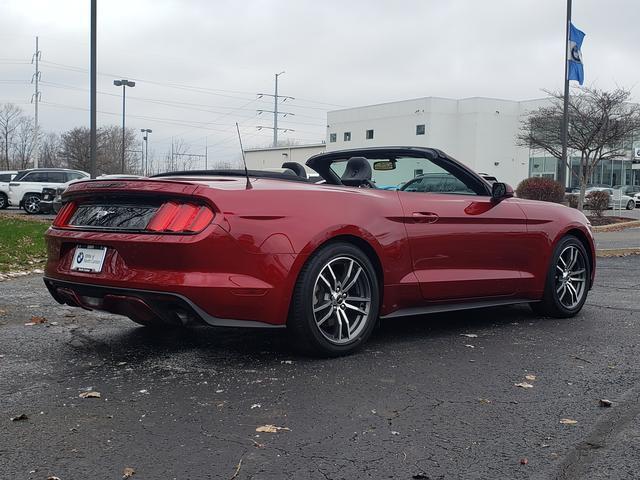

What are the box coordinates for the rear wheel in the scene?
[288,242,380,357]
[531,235,590,318]
[23,194,41,214]
[0,193,7,210]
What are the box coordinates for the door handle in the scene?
[412,212,439,223]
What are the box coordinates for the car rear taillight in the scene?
[146,202,214,233]
[53,202,77,227]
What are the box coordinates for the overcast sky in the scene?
[1,0,638,166]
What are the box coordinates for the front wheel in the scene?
[531,235,590,318]
[627,200,635,210]
[0,193,7,210]
[288,242,380,357]
[23,194,41,214]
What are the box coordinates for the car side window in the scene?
[399,163,476,195]
[47,172,66,183]
[66,172,85,181]
[22,172,40,182]
[0,173,11,182]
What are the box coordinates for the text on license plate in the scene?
[71,245,107,273]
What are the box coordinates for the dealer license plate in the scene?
[70,245,107,273]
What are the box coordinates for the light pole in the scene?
[113,79,135,173]
[140,129,152,176]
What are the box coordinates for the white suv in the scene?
[0,170,19,209]
[8,168,89,214]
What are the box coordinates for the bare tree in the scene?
[0,103,23,170]
[60,126,138,175]
[518,88,640,210]
[14,117,36,169]
[41,132,63,168]
[60,127,91,172]
[164,138,190,172]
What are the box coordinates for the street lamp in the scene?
[113,79,135,173]
[140,129,152,176]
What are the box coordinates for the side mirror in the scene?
[491,182,514,201]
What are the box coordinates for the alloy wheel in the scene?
[555,245,587,309]
[312,256,372,345]
[24,195,40,214]
[0,194,6,209]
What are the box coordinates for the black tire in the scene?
[288,242,380,357]
[627,200,635,210]
[22,194,41,215]
[530,235,590,318]
[0,193,7,210]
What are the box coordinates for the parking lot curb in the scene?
[593,220,640,232]
[596,247,640,257]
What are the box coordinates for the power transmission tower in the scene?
[31,36,41,168]
[257,71,295,147]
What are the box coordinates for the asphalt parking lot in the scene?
[1,256,639,479]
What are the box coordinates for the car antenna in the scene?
[236,122,252,190]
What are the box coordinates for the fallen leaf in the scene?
[10,413,28,422]
[599,399,613,408]
[122,467,135,479]
[479,398,491,404]
[560,418,578,425]
[79,391,101,399]
[520,458,529,465]
[30,315,47,324]
[0,309,6,315]
[525,374,537,381]
[256,424,290,433]
[460,333,478,338]
[515,382,534,389]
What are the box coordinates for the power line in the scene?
[37,59,340,110]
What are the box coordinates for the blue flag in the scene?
[568,23,585,85]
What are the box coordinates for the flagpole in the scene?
[559,0,572,187]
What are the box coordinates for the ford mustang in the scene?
[44,147,595,356]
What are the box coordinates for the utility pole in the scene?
[90,0,97,179]
[257,71,295,147]
[31,36,41,169]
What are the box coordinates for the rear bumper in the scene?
[44,224,299,326]
[44,277,282,328]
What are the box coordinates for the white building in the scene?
[326,96,639,188]
[244,143,325,174]
[243,96,640,188]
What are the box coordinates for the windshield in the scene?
[330,156,481,194]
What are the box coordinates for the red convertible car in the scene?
[44,147,595,356]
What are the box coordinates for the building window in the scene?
[344,132,351,141]
[416,124,426,135]
[366,129,374,140]
[329,133,337,143]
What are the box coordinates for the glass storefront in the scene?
[531,156,640,188]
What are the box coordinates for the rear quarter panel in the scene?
[205,184,417,316]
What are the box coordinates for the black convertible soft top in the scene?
[151,169,309,183]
